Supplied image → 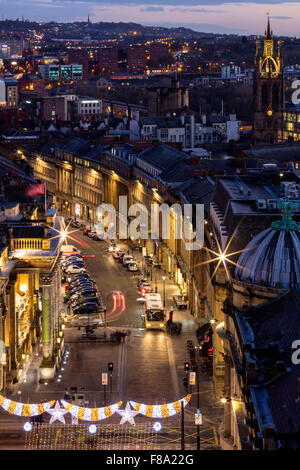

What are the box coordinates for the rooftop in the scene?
[137,143,187,172]
[238,291,300,437]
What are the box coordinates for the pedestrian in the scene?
[169,308,174,323]
[127,329,131,342]
[117,330,121,343]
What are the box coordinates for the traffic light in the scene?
[184,362,190,372]
[108,362,113,372]
[183,377,188,388]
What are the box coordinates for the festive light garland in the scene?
[129,395,192,418]
[60,400,123,421]
[0,395,55,417]
[0,395,191,422]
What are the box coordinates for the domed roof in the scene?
[234,202,300,291]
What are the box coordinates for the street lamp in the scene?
[162,275,166,308]
[150,254,153,281]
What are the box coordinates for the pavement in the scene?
[0,228,222,450]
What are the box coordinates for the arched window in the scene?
[262,85,268,108]
[273,84,279,109]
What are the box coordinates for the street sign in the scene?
[102,373,108,385]
[189,371,196,385]
[195,412,203,425]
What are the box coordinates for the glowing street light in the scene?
[89,424,97,434]
[194,221,249,283]
[23,422,32,432]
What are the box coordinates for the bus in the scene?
[144,293,166,330]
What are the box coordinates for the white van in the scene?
[123,255,134,266]
[60,245,81,257]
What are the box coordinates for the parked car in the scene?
[70,273,90,280]
[73,303,99,314]
[88,231,97,238]
[118,253,126,263]
[63,260,85,269]
[108,243,117,253]
[64,264,86,272]
[61,245,81,257]
[91,232,103,241]
[83,228,91,235]
[61,255,82,266]
[137,278,148,288]
[139,283,151,294]
[69,278,96,287]
[71,297,100,309]
[113,251,123,259]
[69,282,97,292]
[69,282,96,292]
[127,262,138,272]
[70,290,97,301]
[65,265,86,274]
[71,220,80,228]
[123,255,134,266]
[62,255,84,263]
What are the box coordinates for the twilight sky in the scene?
[1,0,300,36]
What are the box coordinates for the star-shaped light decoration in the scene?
[196,220,252,283]
[47,400,69,424]
[48,220,89,250]
[116,402,139,425]
[71,416,78,425]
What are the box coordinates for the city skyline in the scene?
[1,1,300,36]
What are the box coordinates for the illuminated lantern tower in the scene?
[253,15,284,143]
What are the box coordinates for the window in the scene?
[161,129,168,139]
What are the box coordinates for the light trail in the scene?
[70,232,91,248]
[48,220,91,249]
[105,294,126,322]
[106,293,117,316]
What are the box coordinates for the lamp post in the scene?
[196,362,200,451]
[162,275,166,308]
[150,254,153,281]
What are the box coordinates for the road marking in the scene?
[117,341,126,396]
[165,334,180,398]
[213,426,219,446]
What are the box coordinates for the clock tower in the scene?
[253,15,284,143]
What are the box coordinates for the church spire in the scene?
[266,13,272,39]
[263,13,275,60]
